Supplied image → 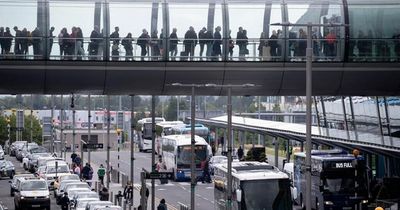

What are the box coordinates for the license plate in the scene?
[32,205,41,207]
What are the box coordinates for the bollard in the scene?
[123,200,127,210]
[110,191,114,202]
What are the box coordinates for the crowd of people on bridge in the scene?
[1,25,400,61]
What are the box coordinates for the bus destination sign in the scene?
[334,162,353,169]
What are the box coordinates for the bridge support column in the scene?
[320,97,328,127]
[375,97,384,136]
[300,141,304,152]
[286,139,290,163]
[37,0,49,60]
[207,1,216,32]
[341,97,349,131]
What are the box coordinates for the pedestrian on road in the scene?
[124,181,133,203]
[99,187,109,201]
[73,163,81,176]
[71,153,77,163]
[74,154,82,166]
[157,199,168,210]
[98,164,106,185]
[60,192,70,210]
[82,163,93,186]
[237,146,244,161]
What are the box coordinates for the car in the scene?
[57,182,90,203]
[85,201,113,210]
[93,205,122,210]
[14,177,50,210]
[72,198,100,210]
[16,143,38,161]
[209,155,227,175]
[0,160,15,179]
[71,191,99,205]
[55,180,83,200]
[9,174,35,196]
[36,166,47,178]
[10,141,26,157]
[27,153,52,172]
[44,161,71,187]
[36,156,56,170]
[54,174,80,191]
[67,188,92,201]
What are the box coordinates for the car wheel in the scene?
[45,206,50,210]
[9,171,14,179]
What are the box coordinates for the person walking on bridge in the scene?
[97,164,106,185]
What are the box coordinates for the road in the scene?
[86,150,215,210]
[0,155,60,210]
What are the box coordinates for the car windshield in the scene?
[31,147,48,153]
[66,183,89,190]
[61,175,80,182]
[46,165,69,173]
[77,193,98,199]
[21,181,48,191]
[77,200,97,208]
[241,179,292,210]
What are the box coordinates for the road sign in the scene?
[16,110,24,128]
[145,172,173,180]
[83,144,103,149]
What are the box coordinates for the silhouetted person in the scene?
[211,26,222,61]
[151,30,160,60]
[59,192,70,210]
[0,27,4,55]
[325,30,336,58]
[122,33,133,61]
[13,26,21,55]
[205,30,213,60]
[297,28,307,57]
[137,29,150,61]
[237,146,244,160]
[75,27,84,60]
[110,26,120,45]
[48,26,55,58]
[269,30,278,60]
[198,27,207,60]
[20,28,29,58]
[124,181,133,203]
[237,27,248,60]
[31,27,42,59]
[89,26,101,60]
[3,27,13,54]
[169,28,178,60]
[228,30,234,60]
[184,26,197,60]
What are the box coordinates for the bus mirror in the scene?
[236,189,242,202]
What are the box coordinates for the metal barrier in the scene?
[111,168,120,183]
[121,172,129,188]
[178,202,190,210]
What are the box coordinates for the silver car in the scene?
[85,201,113,210]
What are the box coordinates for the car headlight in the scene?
[21,197,25,199]
[362,200,368,204]
[45,195,49,199]
[324,201,334,205]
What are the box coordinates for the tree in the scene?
[0,114,42,145]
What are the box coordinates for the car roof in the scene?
[20,177,46,183]
[14,174,35,178]
[95,205,122,210]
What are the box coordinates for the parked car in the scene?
[27,153,52,172]
[93,205,122,210]
[0,160,15,179]
[44,161,71,188]
[16,142,38,161]
[9,174,35,196]
[72,198,99,210]
[10,141,26,157]
[57,182,90,204]
[85,201,113,210]
[54,174,80,191]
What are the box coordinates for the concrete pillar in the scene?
[103,1,110,61]
[94,2,102,29]
[263,2,272,36]
[151,1,159,36]
[286,139,290,163]
[221,0,229,61]
[300,141,304,152]
[162,0,170,61]
[207,1,216,31]
[37,0,49,59]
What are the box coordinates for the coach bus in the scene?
[214,161,292,210]
[136,117,165,152]
[169,124,213,144]
[293,149,369,210]
[155,121,185,154]
[161,134,212,181]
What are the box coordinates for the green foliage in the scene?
[0,114,42,145]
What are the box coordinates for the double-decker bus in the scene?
[169,124,213,144]
[161,134,212,181]
[214,161,292,210]
[136,117,165,152]
[293,149,369,209]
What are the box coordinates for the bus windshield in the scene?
[177,145,207,166]
[241,179,292,210]
[322,176,355,193]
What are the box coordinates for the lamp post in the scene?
[271,21,346,210]
[171,82,255,210]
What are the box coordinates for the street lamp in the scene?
[171,82,256,210]
[271,21,347,210]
